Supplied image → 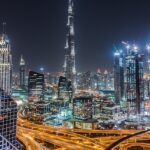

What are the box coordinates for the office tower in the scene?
[146,45,150,97]
[28,71,44,101]
[0,89,21,149]
[19,55,26,88]
[58,76,73,101]
[114,50,124,105]
[73,97,92,120]
[0,33,12,94]
[64,0,76,89]
[125,46,144,115]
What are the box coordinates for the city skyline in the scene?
[0,0,150,72]
[1,1,150,150]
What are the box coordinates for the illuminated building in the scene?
[58,76,73,101]
[64,0,76,89]
[146,44,150,98]
[28,71,44,101]
[104,70,109,90]
[77,72,91,90]
[71,97,98,129]
[92,69,103,90]
[12,73,19,87]
[0,32,12,94]
[125,45,144,115]
[19,55,26,88]
[0,89,21,149]
[12,87,28,104]
[100,104,121,121]
[47,100,72,126]
[144,99,150,114]
[114,50,125,105]
[73,97,92,120]
[27,100,51,123]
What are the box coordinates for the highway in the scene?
[17,118,105,150]
[106,129,150,150]
[17,117,150,150]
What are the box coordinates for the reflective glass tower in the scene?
[28,71,44,101]
[64,0,76,89]
[114,50,124,105]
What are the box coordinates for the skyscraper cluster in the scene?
[114,43,145,116]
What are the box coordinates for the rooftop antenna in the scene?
[2,22,6,35]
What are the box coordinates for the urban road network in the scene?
[16,115,150,150]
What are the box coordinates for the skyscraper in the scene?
[0,89,21,149]
[58,76,73,101]
[146,44,150,98]
[64,0,76,89]
[125,46,144,115]
[28,71,44,101]
[0,32,12,94]
[19,55,26,88]
[114,50,124,105]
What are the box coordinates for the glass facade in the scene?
[0,89,21,149]
[28,71,44,101]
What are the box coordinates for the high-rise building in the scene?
[77,72,91,90]
[73,97,93,120]
[146,44,150,98]
[28,71,44,101]
[114,50,124,105]
[0,89,21,149]
[19,55,26,88]
[125,46,144,115]
[58,76,73,101]
[0,33,12,94]
[64,0,76,89]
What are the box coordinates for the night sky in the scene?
[0,0,150,72]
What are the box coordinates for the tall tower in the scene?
[147,44,150,79]
[125,45,144,115]
[0,23,12,94]
[64,0,76,89]
[114,50,124,105]
[19,55,26,88]
[146,44,150,97]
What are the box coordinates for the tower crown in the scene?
[20,55,25,66]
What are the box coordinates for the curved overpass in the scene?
[106,130,150,150]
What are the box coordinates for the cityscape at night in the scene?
[1,0,150,150]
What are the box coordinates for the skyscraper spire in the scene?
[20,54,25,66]
[2,22,6,36]
[64,0,76,89]
[19,55,26,88]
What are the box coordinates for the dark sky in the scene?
[0,0,150,72]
